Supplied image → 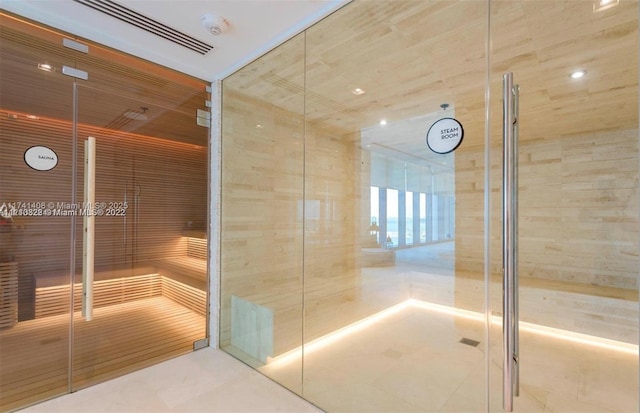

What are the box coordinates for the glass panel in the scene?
[490,1,639,411]
[220,33,305,393]
[301,1,487,411]
[386,188,399,248]
[0,13,75,410]
[0,12,209,409]
[406,191,414,246]
[420,193,427,243]
[369,186,380,246]
[72,85,208,388]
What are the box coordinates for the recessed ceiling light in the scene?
[256,124,263,129]
[352,88,365,95]
[570,70,586,79]
[379,120,387,126]
[37,63,54,72]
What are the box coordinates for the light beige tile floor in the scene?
[259,304,638,413]
[16,307,639,413]
[15,243,638,413]
[18,348,322,413]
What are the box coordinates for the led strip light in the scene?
[265,299,638,368]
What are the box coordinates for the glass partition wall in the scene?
[221,1,638,412]
[488,1,639,411]
[222,1,488,411]
[0,13,209,411]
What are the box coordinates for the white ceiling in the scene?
[0,0,348,82]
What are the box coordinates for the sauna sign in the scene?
[24,146,58,171]
[426,117,464,154]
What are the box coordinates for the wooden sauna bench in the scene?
[32,259,207,319]
[151,256,207,290]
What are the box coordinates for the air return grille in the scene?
[73,0,214,55]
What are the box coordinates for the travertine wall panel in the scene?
[220,83,364,357]
[458,129,638,291]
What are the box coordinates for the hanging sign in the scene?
[24,146,58,171]
[426,117,464,154]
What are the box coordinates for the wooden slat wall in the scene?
[187,237,207,260]
[0,114,208,321]
[33,273,205,318]
[34,274,162,318]
[0,261,18,328]
[161,276,207,317]
[154,256,206,289]
[0,115,75,321]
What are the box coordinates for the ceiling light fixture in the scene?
[202,14,229,35]
[379,119,387,126]
[26,115,40,120]
[352,88,365,95]
[570,70,586,79]
[37,63,54,72]
[256,124,263,129]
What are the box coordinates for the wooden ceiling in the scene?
[224,0,638,155]
[0,12,209,147]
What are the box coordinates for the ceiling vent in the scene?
[73,0,214,55]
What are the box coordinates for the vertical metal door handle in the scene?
[513,83,520,399]
[82,136,96,321]
[502,72,520,411]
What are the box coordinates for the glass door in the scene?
[71,86,209,389]
[0,13,76,411]
[0,12,210,410]
[490,1,639,411]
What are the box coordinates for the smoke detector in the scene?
[202,14,229,35]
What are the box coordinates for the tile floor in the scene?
[259,304,638,413]
[16,306,639,413]
[13,243,638,413]
[18,348,322,413]
[1,297,205,411]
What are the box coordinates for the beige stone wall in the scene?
[219,88,305,356]
[454,128,639,341]
[457,128,638,291]
[220,88,363,356]
[454,144,486,278]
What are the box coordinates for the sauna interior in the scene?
[220,1,638,412]
[0,12,208,411]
